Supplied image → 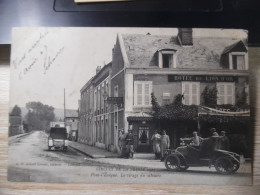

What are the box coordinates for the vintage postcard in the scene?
[8,27,251,185]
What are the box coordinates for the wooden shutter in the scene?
[137,83,143,105]
[191,83,198,105]
[144,83,150,105]
[183,82,190,105]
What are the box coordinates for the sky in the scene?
[10,27,247,110]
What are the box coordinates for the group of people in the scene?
[119,127,230,160]
[151,130,170,161]
[180,128,230,151]
[118,130,134,159]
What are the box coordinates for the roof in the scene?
[65,109,78,118]
[80,77,93,93]
[121,34,246,70]
[127,112,154,121]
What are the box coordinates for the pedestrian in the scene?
[118,130,127,158]
[160,130,170,161]
[151,130,161,159]
[125,129,134,159]
[219,131,230,150]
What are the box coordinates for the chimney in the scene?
[96,66,101,74]
[178,28,193,46]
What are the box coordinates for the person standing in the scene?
[180,131,202,147]
[151,130,161,159]
[125,130,134,159]
[160,130,170,161]
[118,131,127,158]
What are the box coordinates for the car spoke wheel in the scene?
[215,157,234,174]
[165,154,180,171]
[230,159,240,173]
[179,156,189,171]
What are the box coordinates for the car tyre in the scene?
[214,156,234,174]
[165,154,181,171]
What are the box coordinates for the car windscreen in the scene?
[50,128,67,139]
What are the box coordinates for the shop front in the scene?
[127,113,155,153]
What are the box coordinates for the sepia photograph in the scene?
[8,27,251,185]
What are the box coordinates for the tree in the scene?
[10,105,21,116]
[25,101,55,130]
[202,86,217,107]
[151,93,198,121]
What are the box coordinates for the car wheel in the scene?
[48,146,52,151]
[165,154,180,171]
[63,146,68,152]
[179,156,189,171]
[230,159,240,173]
[214,157,234,174]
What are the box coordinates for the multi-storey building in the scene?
[79,63,114,151]
[79,28,249,154]
[111,28,249,153]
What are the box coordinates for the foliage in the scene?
[201,86,217,107]
[236,88,249,108]
[10,105,21,116]
[151,93,198,121]
[25,101,55,130]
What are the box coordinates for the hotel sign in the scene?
[168,75,238,82]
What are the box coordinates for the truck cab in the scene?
[48,127,68,151]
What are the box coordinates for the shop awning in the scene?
[127,112,154,122]
[198,106,250,117]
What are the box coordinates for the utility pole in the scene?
[64,88,66,124]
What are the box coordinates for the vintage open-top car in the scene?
[164,137,240,174]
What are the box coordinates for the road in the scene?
[8,131,252,185]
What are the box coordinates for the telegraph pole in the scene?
[64,88,66,124]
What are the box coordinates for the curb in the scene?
[68,144,120,159]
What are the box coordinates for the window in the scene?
[158,50,176,68]
[229,52,248,70]
[217,82,235,105]
[162,92,171,105]
[134,81,153,107]
[182,82,200,105]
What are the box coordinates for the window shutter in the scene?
[137,83,143,105]
[144,83,150,105]
[183,83,190,105]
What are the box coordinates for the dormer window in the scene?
[158,49,176,68]
[229,52,248,70]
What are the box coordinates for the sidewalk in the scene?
[68,141,251,172]
[68,141,119,158]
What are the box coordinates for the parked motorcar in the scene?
[164,137,240,174]
[48,127,68,151]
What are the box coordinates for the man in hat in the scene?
[160,130,170,161]
[118,130,127,158]
[125,129,134,159]
[151,130,161,159]
[210,128,219,137]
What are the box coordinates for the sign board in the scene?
[105,97,124,107]
[168,75,238,82]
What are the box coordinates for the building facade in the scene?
[111,28,249,153]
[78,63,116,151]
[79,28,249,154]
